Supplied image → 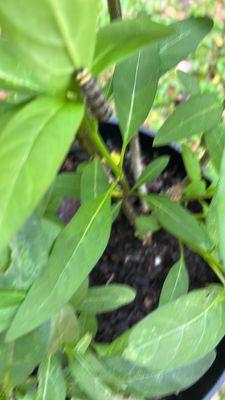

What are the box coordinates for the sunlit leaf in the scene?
[0,97,83,251]
[92,17,173,75]
[113,44,160,145]
[7,193,112,340]
[159,257,189,306]
[154,94,222,146]
[38,354,66,400]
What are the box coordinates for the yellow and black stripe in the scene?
[76,68,113,122]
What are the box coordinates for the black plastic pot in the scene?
[99,119,225,400]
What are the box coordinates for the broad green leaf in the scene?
[102,285,225,370]
[80,159,109,204]
[92,17,173,75]
[154,94,222,146]
[184,180,206,199]
[0,97,84,251]
[37,354,66,400]
[44,172,81,220]
[6,214,60,290]
[217,150,225,266]
[113,44,160,145]
[0,39,42,94]
[70,353,116,400]
[77,285,136,314]
[182,144,201,182]
[75,333,92,356]
[135,215,160,239]
[132,156,169,191]
[145,195,210,252]
[78,312,98,339]
[0,305,19,334]
[205,123,225,172]
[112,201,122,223]
[0,99,30,132]
[0,323,49,386]
[104,352,215,398]
[177,71,200,95]
[159,17,213,75]
[7,193,112,341]
[0,0,98,94]
[49,304,80,353]
[70,278,89,309]
[159,257,189,306]
[0,290,25,307]
[0,246,11,272]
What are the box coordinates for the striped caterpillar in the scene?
[76,68,113,122]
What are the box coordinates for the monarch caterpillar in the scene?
[76,68,113,122]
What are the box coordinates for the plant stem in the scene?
[89,121,130,194]
[107,0,122,20]
[130,134,149,212]
[202,252,225,286]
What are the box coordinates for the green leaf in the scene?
[0,97,83,251]
[204,123,225,172]
[217,150,225,266]
[0,305,19,334]
[177,71,200,95]
[0,290,25,307]
[45,172,81,220]
[145,194,210,252]
[154,94,222,146]
[102,285,225,370]
[6,193,112,341]
[132,156,169,191]
[159,17,213,75]
[0,0,98,94]
[111,201,122,223]
[135,215,160,238]
[70,353,116,400]
[78,312,98,339]
[0,323,49,386]
[0,246,11,272]
[80,159,109,204]
[77,285,136,314]
[70,278,89,309]
[6,214,60,290]
[184,180,206,199]
[182,144,201,182]
[113,44,160,145]
[92,17,173,75]
[49,304,80,353]
[38,354,66,400]
[0,40,41,94]
[104,351,215,398]
[159,257,189,306]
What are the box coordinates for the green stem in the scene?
[202,253,225,286]
[90,123,130,194]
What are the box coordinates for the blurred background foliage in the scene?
[100,0,225,130]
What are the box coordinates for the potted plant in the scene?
[0,0,225,399]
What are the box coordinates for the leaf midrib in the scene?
[24,191,111,317]
[159,99,219,137]
[126,289,224,354]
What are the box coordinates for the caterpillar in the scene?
[76,68,113,122]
